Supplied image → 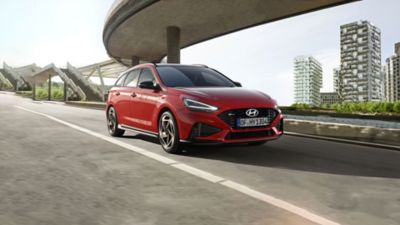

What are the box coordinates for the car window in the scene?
[201,70,233,86]
[155,67,194,87]
[156,66,236,87]
[124,69,141,87]
[114,74,126,87]
[138,68,155,85]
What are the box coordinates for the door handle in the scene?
[115,92,120,96]
[131,93,137,97]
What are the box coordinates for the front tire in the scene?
[158,111,182,154]
[107,106,125,137]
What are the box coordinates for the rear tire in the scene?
[107,106,125,137]
[158,111,182,154]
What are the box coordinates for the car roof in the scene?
[117,63,209,78]
[155,63,208,68]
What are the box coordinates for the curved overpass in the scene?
[103,0,357,65]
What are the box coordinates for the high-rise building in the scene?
[333,67,341,96]
[384,42,400,102]
[340,20,382,102]
[294,56,322,106]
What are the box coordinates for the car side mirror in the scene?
[154,83,161,91]
[139,81,161,91]
[233,81,242,87]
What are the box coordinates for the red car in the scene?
[106,63,283,153]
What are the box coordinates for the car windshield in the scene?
[156,66,236,87]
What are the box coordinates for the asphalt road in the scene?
[1,92,400,225]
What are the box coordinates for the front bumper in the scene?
[176,107,284,144]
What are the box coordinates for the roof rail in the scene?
[192,64,208,68]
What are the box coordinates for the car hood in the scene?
[177,87,276,108]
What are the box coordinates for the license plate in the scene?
[236,117,269,127]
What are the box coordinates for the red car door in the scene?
[132,68,162,133]
[118,69,141,127]
[109,72,128,125]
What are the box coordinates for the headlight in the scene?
[183,98,218,112]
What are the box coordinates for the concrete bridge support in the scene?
[131,56,140,66]
[167,26,180,63]
[48,75,52,101]
[32,83,36,101]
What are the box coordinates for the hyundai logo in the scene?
[246,108,259,117]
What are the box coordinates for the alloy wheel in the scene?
[107,106,124,137]
[108,107,116,133]
[159,113,175,149]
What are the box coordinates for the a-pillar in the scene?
[48,75,51,101]
[167,26,180,63]
[131,56,140,66]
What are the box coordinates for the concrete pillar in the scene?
[97,66,106,101]
[131,56,140,66]
[63,82,68,102]
[48,75,51,101]
[32,83,36,101]
[167,26,180,63]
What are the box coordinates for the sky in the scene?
[0,0,399,105]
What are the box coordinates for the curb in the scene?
[65,101,106,110]
[0,91,16,95]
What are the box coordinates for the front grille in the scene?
[218,108,278,129]
[225,130,275,140]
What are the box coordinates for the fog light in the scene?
[275,118,283,132]
[189,123,221,139]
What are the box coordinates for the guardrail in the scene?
[285,119,400,147]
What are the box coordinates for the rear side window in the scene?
[124,69,141,87]
[114,74,126,87]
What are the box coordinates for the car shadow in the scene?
[119,134,159,144]
[178,136,400,179]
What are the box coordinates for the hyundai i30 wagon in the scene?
[106,63,283,153]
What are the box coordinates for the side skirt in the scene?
[118,124,158,138]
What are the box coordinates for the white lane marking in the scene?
[171,163,226,183]
[14,106,177,165]
[221,180,338,225]
[15,105,340,225]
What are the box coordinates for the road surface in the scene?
[1,92,399,225]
